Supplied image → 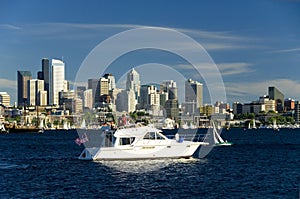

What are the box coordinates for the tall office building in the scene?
[116,89,136,113]
[38,90,47,106]
[268,86,284,112]
[140,85,160,110]
[103,74,116,91]
[0,92,11,107]
[161,80,178,100]
[95,78,109,104]
[27,79,44,106]
[294,101,300,124]
[83,89,93,110]
[50,59,65,105]
[185,79,203,115]
[42,58,50,103]
[17,71,32,106]
[126,68,140,102]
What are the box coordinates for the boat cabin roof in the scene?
[114,126,165,139]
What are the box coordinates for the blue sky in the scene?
[1,0,300,104]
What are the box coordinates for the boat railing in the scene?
[165,133,207,142]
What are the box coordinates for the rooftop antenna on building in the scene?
[61,56,64,62]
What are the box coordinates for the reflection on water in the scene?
[96,158,207,173]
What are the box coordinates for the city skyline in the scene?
[1,1,300,104]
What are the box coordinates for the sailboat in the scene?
[212,122,233,146]
[273,119,279,131]
[63,121,69,130]
[80,119,87,129]
[252,119,257,129]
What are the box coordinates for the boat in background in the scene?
[4,122,43,133]
[211,122,233,146]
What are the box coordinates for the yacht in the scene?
[79,125,208,160]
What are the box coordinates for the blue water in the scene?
[0,128,299,198]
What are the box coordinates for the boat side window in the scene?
[119,137,135,145]
[156,133,165,140]
[143,132,156,140]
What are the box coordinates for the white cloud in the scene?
[270,47,300,53]
[0,24,22,30]
[217,62,254,76]
[0,78,16,89]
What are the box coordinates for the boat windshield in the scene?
[143,132,166,140]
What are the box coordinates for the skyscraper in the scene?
[103,73,116,91]
[27,79,44,106]
[17,71,32,106]
[268,86,284,112]
[185,79,203,115]
[50,59,65,105]
[126,68,140,102]
[42,58,50,103]
[95,77,109,104]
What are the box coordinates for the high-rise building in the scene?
[140,85,160,110]
[17,71,32,106]
[95,78,109,104]
[88,79,99,106]
[50,59,65,105]
[27,79,44,106]
[161,80,178,100]
[284,98,295,111]
[185,79,203,115]
[83,89,93,110]
[294,101,300,124]
[232,102,243,115]
[0,92,10,107]
[38,90,47,106]
[73,98,83,114]
[42,58,50,103]
[103,74,116,91]
[268,86,284,112]
[165,99,179,121]
[126,68,140,102]
[116,89,136,113]
[59,90,75,111]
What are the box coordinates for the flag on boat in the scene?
[75,133,89,146]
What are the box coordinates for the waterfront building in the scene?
[233,102,243,115]
[0,92,10,107]
[126,68,140,103]
[50,59,65,105]
[284,98,295,111]
[294,101,300,124]
[200,104,214,116]
[258,95,276,112]
[268,86,284,112]
[242,102,265,115]
[17,70,32,106]
[185,79,203,115]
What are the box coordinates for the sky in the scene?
[0,0,300,105]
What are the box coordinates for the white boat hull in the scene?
[79,141,207,160]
